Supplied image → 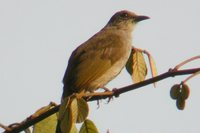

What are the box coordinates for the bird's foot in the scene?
[97,100,102,109]
[106,88,118,103]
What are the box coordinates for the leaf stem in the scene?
[174,55,200,70]
[183,70,200,83]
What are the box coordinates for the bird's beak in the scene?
[134,15,150,22]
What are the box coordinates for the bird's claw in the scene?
[106,88,118,103]
[107,96,113,103]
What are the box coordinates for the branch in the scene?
[3,67,200,133]
[86,67,200,100]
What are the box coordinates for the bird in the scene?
[57,10,149,133]
[62,10,149,99]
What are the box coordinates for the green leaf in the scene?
[59,97,89,133]
[79,119,99,133]
[59,97,73,133]
[33,105,57,133]
[70,97,89,123]
[126,49,147,83]
[33,113,57,133]
[58,97,70,121]
[70,124,78,133]
[76,98,89,123]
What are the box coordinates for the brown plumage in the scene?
[62,10,149,98]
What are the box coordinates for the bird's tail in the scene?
[62,84,76,98]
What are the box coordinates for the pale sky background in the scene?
[0,0,200,133]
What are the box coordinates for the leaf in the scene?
[59,96,89,133]
[32,102,56,118]
[70,97,89,123]
[59,97,70,121]
[70,124,78,133]
[59,97,73,133]
[79,119,99,133]
[148,54,158,87]
[70,98,78,123]
[33,104,57,133]
[33,113,57,133]
[76,98,89,123]
[25,128,31,133]
[126,49,147,83]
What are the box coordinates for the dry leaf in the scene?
[126,49,147,83]
[145,52,158,87]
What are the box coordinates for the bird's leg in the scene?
[99,86,114,103]
[97,100,101,109]
[107,88,120,103]
[107,96,113,103]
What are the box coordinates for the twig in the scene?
[183,70,200,83]
[0,123,11,131]
[3,67,200,133]
[174,55,200,70]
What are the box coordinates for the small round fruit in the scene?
[176,96,185,110]
[181,83,190,100]
[170,84,180,100]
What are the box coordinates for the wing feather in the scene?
[63,31,124,93]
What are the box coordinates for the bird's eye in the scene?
[121,13,128,18]
[124,13,128,17]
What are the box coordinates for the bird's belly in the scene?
[89,46,132,91]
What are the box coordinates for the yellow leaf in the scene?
[33,104,57,133]
[33,113,57,133]
[79,119,99,133]
[148,54,157,87]
[70,98,78,123]
[126,49,147,83]
[32,102,56,118]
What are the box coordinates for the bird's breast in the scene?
[89,33,132,90]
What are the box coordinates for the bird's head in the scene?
[107,10,149,31]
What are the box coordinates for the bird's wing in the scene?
[63,32,125,93]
